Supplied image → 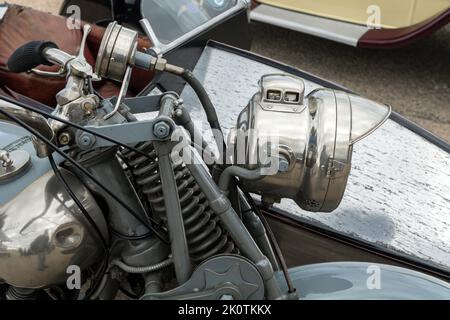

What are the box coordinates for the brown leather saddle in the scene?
[0,5,155,107]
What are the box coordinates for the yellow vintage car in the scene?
[250,0,450,48]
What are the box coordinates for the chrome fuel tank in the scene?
[0,168,107,288]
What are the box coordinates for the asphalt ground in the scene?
[5,0,450,142]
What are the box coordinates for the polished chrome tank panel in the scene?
[0,169,106,288]
[176,46,450,271]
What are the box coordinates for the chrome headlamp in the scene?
[234,74,391,212]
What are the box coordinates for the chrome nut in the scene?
[153,57,168,72]
[81,98,98,115]
[0,149,13,168]
[78,133,96,149]
[153,121,171,139]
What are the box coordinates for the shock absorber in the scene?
[121,143,236,263]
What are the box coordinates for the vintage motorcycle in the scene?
[0,1,449,300]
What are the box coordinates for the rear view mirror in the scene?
[140,0,249,55]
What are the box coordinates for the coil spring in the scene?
[121,142,236,263]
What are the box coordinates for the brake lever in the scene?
[78,24,101,82]
[77,24,91,60]
[29,46,72,77]
[29,68,67,77]
[29,24,101,81]
[29,43,75,77]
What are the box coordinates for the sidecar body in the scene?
[250,0,450,48]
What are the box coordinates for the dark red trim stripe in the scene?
[358,8,450,49]
[251,0,260,10]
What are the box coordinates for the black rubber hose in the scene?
[181,70,220,130]
[7,41,58,73]
[180,69,227,164]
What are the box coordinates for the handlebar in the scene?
[7,41,74,73]
[7,41,57,73]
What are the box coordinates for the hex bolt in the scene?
[0,150,13,168]
[278,155,290,173]
[58,132,72,146]
[82,101,94,115]
[174,98,184,107]
[78,133,95,148]
[153,121,171,139]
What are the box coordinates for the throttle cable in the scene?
[238,182,296,294]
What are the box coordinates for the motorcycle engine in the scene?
[233,74,391,212]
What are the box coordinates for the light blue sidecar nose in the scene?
[277,262,450,300]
